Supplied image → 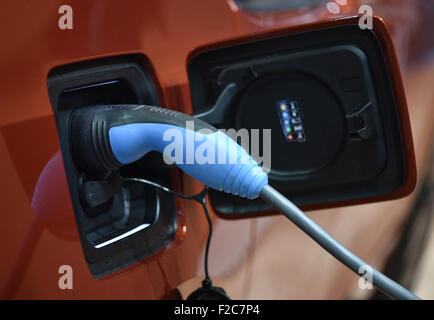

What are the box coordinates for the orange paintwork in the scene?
[0,0,419,299]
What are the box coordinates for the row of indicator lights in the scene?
[280,102,305,141]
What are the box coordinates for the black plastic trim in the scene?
[47,55,178,278]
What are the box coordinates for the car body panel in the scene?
[0,0,431,299]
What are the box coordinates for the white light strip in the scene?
[63,80,119,92]
[94,223,150,249]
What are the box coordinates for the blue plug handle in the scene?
[109,123,268,199]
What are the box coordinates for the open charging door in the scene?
[189,16,417,218]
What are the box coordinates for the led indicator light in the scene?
[297,132,305,141]
[277,99,306,143]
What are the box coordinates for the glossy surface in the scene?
[0,0,429,299]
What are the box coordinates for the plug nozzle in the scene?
[70,105,268,199]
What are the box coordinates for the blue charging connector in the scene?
[109,123,268,199]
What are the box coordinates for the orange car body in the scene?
[0,0,432,299]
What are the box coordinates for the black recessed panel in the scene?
[188,25,406,216]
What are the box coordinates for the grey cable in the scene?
[260,184,421,300]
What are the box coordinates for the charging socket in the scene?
[48,55,178,278]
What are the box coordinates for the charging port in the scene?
[48,56,178,278]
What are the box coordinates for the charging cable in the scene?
[70,104,420,300]
[260,184,420,300]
